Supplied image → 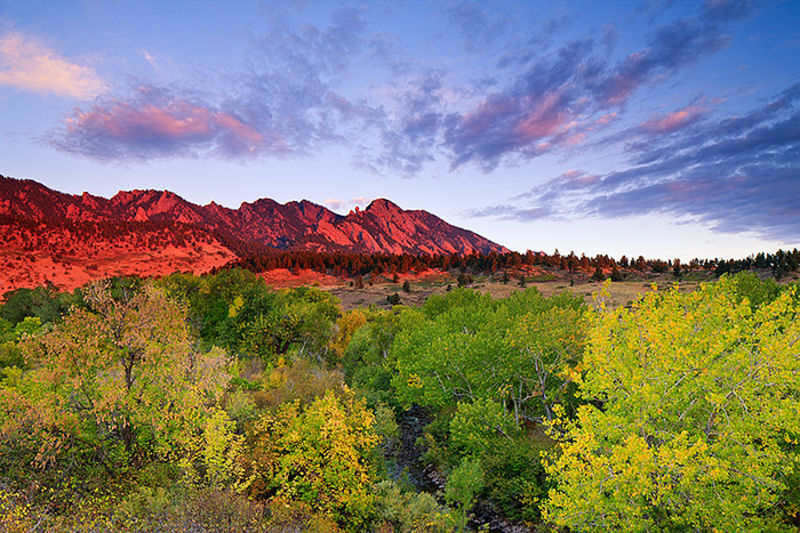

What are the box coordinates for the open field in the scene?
[314,271,724,311]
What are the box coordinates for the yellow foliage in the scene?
[545,278,800,531]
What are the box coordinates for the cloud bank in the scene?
[470,84,800,241]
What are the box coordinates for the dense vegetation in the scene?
[1,270,799,532]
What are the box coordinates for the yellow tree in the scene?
[244,388,379,531]
[327,309,368,362]
[545,279,800,531]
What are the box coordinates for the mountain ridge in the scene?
[0,174,507,292]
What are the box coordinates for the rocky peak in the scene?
[364,198,403,217]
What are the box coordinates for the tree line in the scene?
[225,247,800,280]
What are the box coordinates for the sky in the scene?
[1,0,799,261]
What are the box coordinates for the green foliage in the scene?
[0,318,14,342]
[0,341,23,370]
[483,437,551,523]
[726,270,782,309]
[391,288,587,424]
[158,268,271,349]
[13,315,42,337]
[343,308,401,406]
[449,397,518,457]
[158,270,340,363]
[0,317,31,372]
[225,284,338,361]
[545,279,800,531]
[0,283,74,326]
[444,457,484,532]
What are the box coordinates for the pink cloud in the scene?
[56,89,274,159]
[324,196,369,212]
[0,31,106,99]
[560,169,598,185]
[595,112,618,126]
[68,100,216,141]
[459,97,519,136]
[212,112,265,146]
[640,104,707,134]
[514,92,567,141]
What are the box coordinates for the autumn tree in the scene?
[327,309,368,363]
[0,281,236,493]
[244,389,379,530]
[545,278,800,531]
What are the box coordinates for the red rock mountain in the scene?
[0,175,506,291]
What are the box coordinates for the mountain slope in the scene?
[0,174,507,291]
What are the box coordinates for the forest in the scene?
[1,268,799,532]
[225,247,800,280]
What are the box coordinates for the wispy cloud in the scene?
[471,84,800,241]
[702,0,756,22]
[139,49,159,71]
[592,17,729,106]
[441,6,739,170]
[640,104,707,134]
[442,0,509,52]
[0,31,106,99]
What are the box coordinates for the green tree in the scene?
[449,397,518,457]
[545,279,800,531]
[0,283,73,326]
[343,309,401,407]
[391,289,586,425]
[375,480,454,532]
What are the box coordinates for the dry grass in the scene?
[316,271,718,311]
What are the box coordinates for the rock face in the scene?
[0,174,506,256]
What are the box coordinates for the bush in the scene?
[375,480,455,532]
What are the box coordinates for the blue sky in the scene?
[1,0,798,260]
